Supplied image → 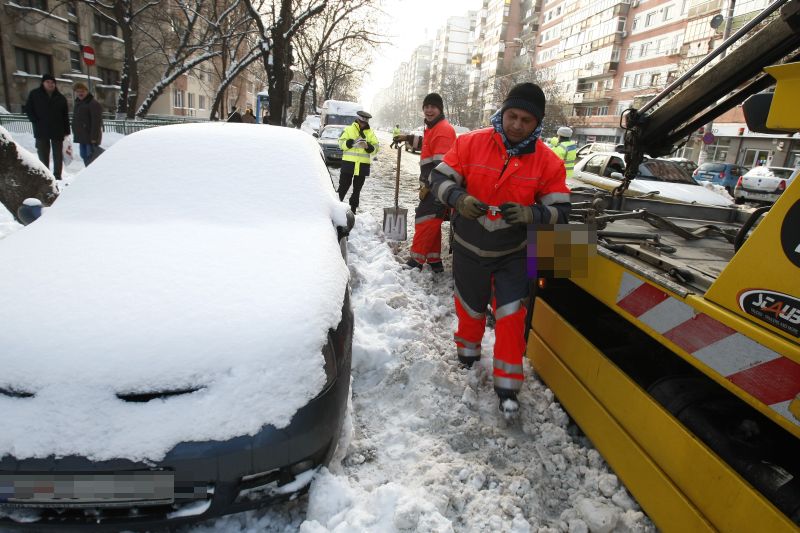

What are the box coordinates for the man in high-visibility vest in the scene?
[390,124,401,149]
[338,110,379,213]
[550,126,578,178]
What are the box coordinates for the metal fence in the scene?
[0,114,207,136]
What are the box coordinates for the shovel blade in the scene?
[382,207,408,241]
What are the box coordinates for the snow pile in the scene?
[699,180,734,201]
[0,203,21,239]
[0,105,10,114]
[0,125,51,176]
[0,124,351,462]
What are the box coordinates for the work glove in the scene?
[419,184,430,200]
[345,139,355,148]
[499,202,534,225]
[455,194,488,220]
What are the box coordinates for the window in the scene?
[188,93,195,109]
[67,1,76,16]
[645,13,655,27]
[663,5,674,21]
[597,106,608,116]
[97,66,119,85]
[14,47,52,75]
[94,13,118,36]
[18,0,46,9]
[69,50,82,72]
[583,155,605,176]
[632,17,639,30]
[174,89,185,108]
[68,22,79,43]
[198,95,206,110]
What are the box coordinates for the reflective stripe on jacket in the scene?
[430,127,571,258]
[339,122,379,175]
[551,141,577,178]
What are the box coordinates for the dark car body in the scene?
[692,162,749,194]
[317,125,345,165]
[0,123,355,531]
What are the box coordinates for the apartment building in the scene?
[428,14,474,104]
[0,0,124,113]
[1,1,260,121]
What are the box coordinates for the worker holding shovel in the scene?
[393,93,457,273]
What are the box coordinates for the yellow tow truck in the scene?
[527,1,800,530]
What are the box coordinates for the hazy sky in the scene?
[359,0,484,109]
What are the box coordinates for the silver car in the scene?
[734,166,799,204]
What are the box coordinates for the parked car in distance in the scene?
[300,114,321,136]
[734,165,798,204]
[572,152,733,206]
[405,126,425,153]
[693,162,749,194]
[0,123,355,531]
[575,142,624,161]
[316,124,346,165]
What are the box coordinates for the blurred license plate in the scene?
[746,192,774,200]
[0,472,174,508]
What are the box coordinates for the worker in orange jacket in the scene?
[429,82,571,415]
[394,93,457,273]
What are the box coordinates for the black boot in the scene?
[496,389,519,416]
[404,258,422,270]
[429,261,444,274]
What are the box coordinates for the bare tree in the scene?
[242,0,327,125]
[439,65,470,126]
[134,0,226,117]
[80,1,161,118]
[291,0,382,125]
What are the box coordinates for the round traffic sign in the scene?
[702,132,715,144]
[82,46,96,66]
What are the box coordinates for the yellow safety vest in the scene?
[339,122,380,174]
[552,141,577,178]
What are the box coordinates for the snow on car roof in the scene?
[0,123,351,462]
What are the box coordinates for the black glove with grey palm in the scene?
[455,194,488,220]
[499,202,534,225]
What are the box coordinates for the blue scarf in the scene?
[490,109,543,156]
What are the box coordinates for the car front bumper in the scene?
[0,297,354,532]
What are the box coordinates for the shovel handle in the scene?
[395,145,402,209]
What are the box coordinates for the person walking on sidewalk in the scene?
[550,126,578,178]
[393,93,456,273]
[338,110,379,214]
[25,74,70,180]
[71,82,104,166]
[429,82,571,415]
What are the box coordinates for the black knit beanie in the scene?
[422,92,444,113]
[501,82,545,122]
[41,73,56,83]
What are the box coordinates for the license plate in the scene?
[745,191,775,201]
[0,472,174,508]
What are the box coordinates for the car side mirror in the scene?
[610,171,625,181]
[337,210,356,241]
[313,132,319,138]
[17,198,43,225]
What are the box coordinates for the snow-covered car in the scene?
[574,142,624,161]
[300,114,321,136]
[0,123,354,530]
[572,152,733,206]
[733,165,798,204]
[316,124,346,165]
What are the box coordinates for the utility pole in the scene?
[697,0,736,165]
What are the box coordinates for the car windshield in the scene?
[638,160,698,184]
[699,163,724,172]
[320,127,344,139]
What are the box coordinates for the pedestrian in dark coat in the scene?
[25,74,70,179]
[71,82,104,166]
[227,108,243,122]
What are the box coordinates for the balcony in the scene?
[92,34,124,58]
[14,16,68,43]
[578,89,613,103]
